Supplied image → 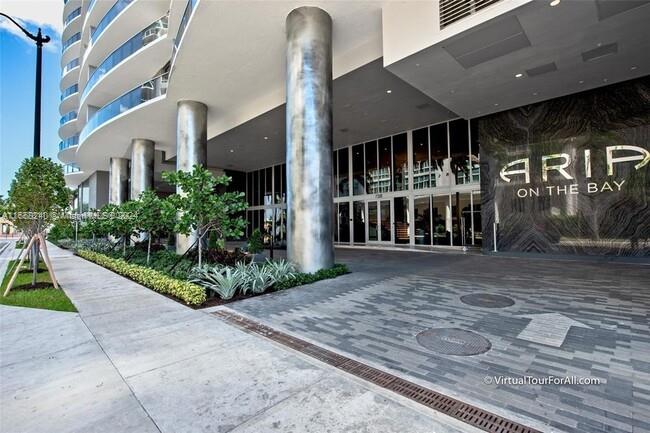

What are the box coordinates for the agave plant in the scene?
[190,265,244,300]
[246,264,277,294]
[264,259,297,283]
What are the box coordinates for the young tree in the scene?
[163,165,247,267]
[100,202,138,255]
[132,190,175,265]
[8,158,70,285]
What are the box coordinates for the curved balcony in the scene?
[60,84,80,114]
[64,163,81,174]
[81,16,168,104]
[60,58,80,89]
[64,7,81,26]
[59,110,78,138]
[91,0,134,46]
[63,0,81,18]
[80,72,168,144]
[62,32,81,53]
[173,0,198,60]
[58,135,80,164]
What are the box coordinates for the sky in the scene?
[1,0,64,198]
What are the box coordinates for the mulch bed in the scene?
[10,282,55,291]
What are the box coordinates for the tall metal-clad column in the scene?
[130,138,155,200]
[109,157,129,205]
[285,7,334,272]
[176,100,208,253]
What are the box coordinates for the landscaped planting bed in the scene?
[77,250,206,305]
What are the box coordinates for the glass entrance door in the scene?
[367,199,392,243]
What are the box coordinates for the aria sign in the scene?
[499,145,650,198]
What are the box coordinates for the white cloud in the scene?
[1,0,63,50]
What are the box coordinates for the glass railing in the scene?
[62,32,81,52]
[59,135,80,151]
[65,7,81,25]
[80,72,168,142]
[91,0,134,45]
[82,16,168,101]
[60,111,78,125]
[62,58,80,75]
[64,164,81,174]
[87,0,98,14]
[174,0,198,52]
[61,84,79,100]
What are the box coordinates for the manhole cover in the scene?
[416,328,491,356]
[460,293,515,308]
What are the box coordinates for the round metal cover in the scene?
[416,328,491,356]
[460,293,515,308]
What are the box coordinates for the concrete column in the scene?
[176,100,207,254]
[109,157,129,205]
[130,138,155,200]
[285,7,334,272]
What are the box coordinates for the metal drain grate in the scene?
[213,309,541,433]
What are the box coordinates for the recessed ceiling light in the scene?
[386,89,392,94]
[494,103,499,106]
[415,63,420,67]
[603,78,608,82]
[578,80,584,84]
[450,89,456,94]
[515,73,523,78]
[229,149,234,153]
[630,66,638,70]
[550,0,560,5]
[532,92,538,96]
[263,136,268,140]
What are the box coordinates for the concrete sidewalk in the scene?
[1,244,472,433]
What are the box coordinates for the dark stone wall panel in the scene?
[481,77,650,256]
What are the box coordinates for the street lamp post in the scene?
[0,13,51,157]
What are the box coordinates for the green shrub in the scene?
[77,250,206,305]
[247,229,264,254]
[273,264,349,290]
[48,219,74,243]
[190,265,243,300]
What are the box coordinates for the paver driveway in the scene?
[230,248,650,433]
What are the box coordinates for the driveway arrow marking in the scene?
[517,313,591,347]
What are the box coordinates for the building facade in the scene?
[58,0,650,267]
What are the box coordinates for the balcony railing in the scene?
[62,32,81,52]
[64,164,81,174]
[87,0,98,15]
[440,0,502,28]
[91,0,134,45]
[61,84,79,100]
[60,111,78,125]
[62,58,80,75]
[82,16,168,102]
[65,7,81,25]
[59,135,80,151]
[80,72,169,143]
[173,0,198,56]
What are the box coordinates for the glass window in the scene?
[452,192,472,246]
[338,149,349,197]
[353,201,365,243]
[364,141,377,194]
[333,151,338,197]
[252,171,259,206]
[338,202,350,243]
[378,137,392,193]
[412,127,430,190]
[471,191,482,246]
[470,119,480,183]
[352,144,365,195]
[264,167,272,205]
[414,196,431,245]
[273,164,282,204]
[281,164,287,203]
[430,123,448,187]
[394,197,409,244]
[432,194,451,245]
[392,133,408,191]
[368,201,378,241]
[246,172,252,206]
[450,119,470,185]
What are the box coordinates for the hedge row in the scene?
[76,250,206,305]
